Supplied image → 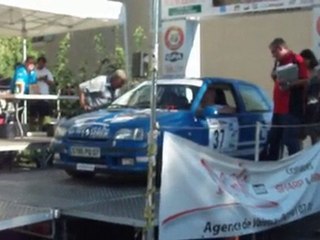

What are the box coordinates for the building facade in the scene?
[38,0,312,95]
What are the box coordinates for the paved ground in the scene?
[0,167,319,240]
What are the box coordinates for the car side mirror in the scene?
[203,106,219,116]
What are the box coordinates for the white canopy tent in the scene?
[0,0,130,132]
[0,0,129,74]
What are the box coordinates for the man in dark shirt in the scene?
[267,38,308,159]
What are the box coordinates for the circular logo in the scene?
[317,17,320,36]
[164,26,184,51]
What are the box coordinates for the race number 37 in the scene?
[207,118,239,152]
[212,128,225,149]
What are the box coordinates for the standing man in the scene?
[34,56,54,95]
[11,56,37,94]
[79,69,127,111]
[267,38,308,160]
[29,56,55,130]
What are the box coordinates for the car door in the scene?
[197,83,240,155]
[235,83,272,159]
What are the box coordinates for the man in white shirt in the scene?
[29,56,55,130]
[79,69,127,111]
[35,56,54,94]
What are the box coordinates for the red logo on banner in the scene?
[164,26,184,51]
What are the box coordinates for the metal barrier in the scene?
[159,121,318,162]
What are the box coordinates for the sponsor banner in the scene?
[313,6,320,60]
[68,123,109,139]
[161,0,313,20]
[161,20,200,78]
[159,132,320,239]
[161,0,206,20]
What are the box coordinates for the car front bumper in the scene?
[52,138,150,174]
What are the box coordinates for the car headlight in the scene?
[55,126,67,138]
[114,128,144,140]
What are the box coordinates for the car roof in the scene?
[149,77,257,88]
[154,78,203,87]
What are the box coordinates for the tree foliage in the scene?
[93,27,125,76]
[53,33,73,89]
[52,33,80,117]
[133,26,147,52]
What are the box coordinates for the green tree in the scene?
[93,27,125,76]
[78,60,89,83]
[132,26,149,81]
[53,33,73,89]
[53,33,80,117]
[133,26,147,52]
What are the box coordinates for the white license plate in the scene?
[121,158,134,165]
[70,146,101,158]
[76,163,95,172]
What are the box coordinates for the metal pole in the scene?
[254,121,261,162]
[122,3,131,79]
[23,99,27,124]
[22,19,27,62]
[57,89,61,120]
[143,0,160,239]
[22,19,27,125]
[252,122,261,240]
[15,102,24,137]
[23,38,27,62]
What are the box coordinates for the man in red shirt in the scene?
[266,38,308,160]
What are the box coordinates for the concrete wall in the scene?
[38,28,116,78]
[201,10,312,95]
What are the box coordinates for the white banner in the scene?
[313,6,320,60]
[161,20,200,78]
[159,133,320,239]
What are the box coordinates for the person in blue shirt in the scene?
[11,56,37,94]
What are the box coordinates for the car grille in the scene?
[67,136,109,142]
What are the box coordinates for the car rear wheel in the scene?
[65,170,96,179]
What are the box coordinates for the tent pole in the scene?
[22,17,27,62]
[143,0,159,239]
[23,38,27,61]
[22,38,27,124]
[122,4,131,80]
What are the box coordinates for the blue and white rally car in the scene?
[52,77,272,181]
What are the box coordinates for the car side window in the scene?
[158,85,198,109]
[221,88,237,109]
[238,84,270,112]
[200,84,237,114]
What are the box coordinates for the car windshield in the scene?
[109,84,199,110]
